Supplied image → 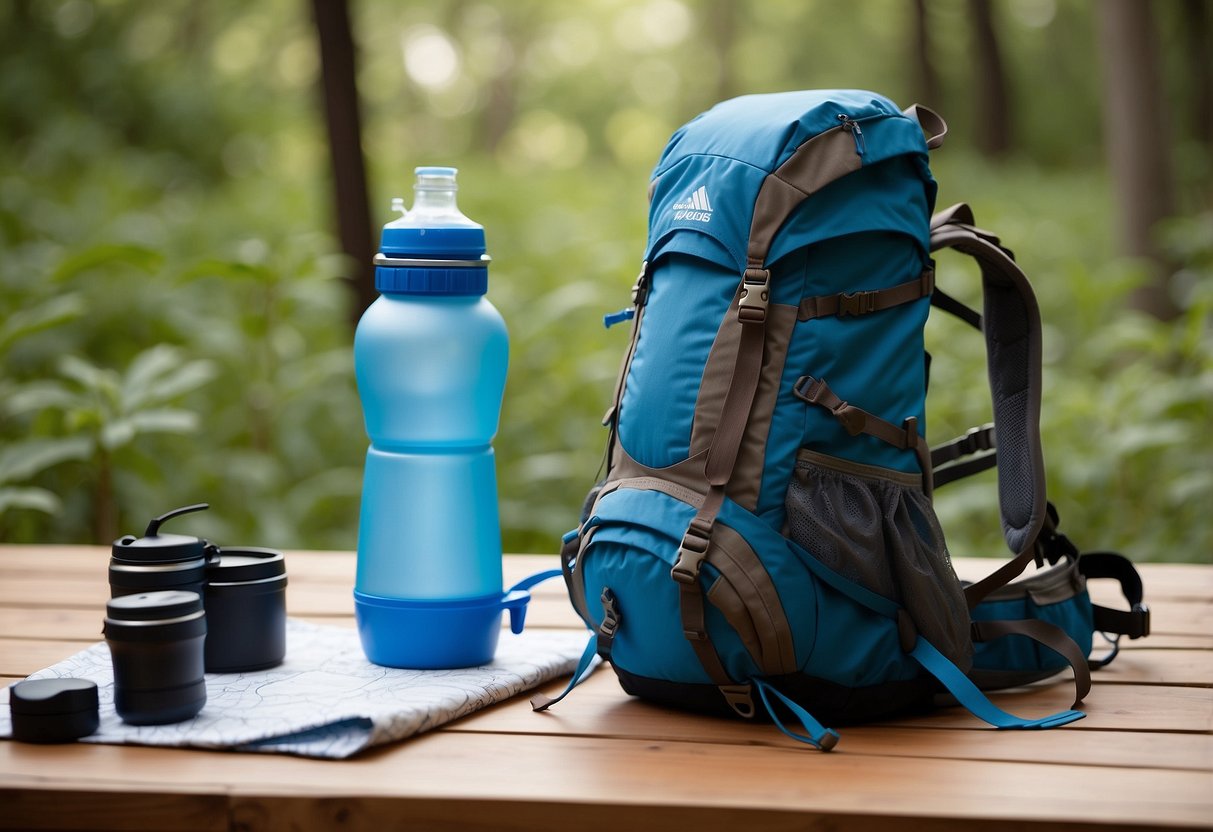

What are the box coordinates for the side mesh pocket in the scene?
[785,449,973,671]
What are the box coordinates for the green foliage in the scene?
[0,1,1209,562]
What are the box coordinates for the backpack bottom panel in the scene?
[610,662,938,726]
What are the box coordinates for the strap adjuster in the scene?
[630,261,650,305]
[958,424,995,456]
[1130,603,1150,639]
[796,376,866,435]
[838,289,877,316]
[738,268,770,323]
[598,587,621,639]
[671,517,713,584]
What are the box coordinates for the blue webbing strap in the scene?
[530,631,599,712]
[910,637,1085,729]
[752,678,840,751]
[508,568,564,593]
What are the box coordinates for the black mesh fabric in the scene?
[785,455,973,671]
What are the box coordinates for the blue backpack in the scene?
[535,90,1150,749]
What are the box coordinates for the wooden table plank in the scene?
[2,546,1210,832]
[2,732,1210,830]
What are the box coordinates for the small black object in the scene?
[109,503,216,598]
[104,590,207,725]
[204,547,288,672]
[9,678,99,743]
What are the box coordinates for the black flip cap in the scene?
[110,503,210,564]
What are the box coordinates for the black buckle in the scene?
[1130,603,1150,639]
[957,424,995,456]
[630,261,650,305]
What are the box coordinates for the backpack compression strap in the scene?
[672,117,888,715]
[929,203,1049,608]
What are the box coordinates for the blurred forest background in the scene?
[0,0,1210,562]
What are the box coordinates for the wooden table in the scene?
[1,546,1210,831]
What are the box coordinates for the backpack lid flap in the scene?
[646,90,935,273]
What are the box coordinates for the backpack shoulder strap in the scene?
[929,203,1048,607]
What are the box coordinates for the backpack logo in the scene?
[672,185,713,223]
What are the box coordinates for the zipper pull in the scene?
[837,114,866,156]
[603,308,635,329]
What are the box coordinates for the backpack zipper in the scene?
[836,113,867,156]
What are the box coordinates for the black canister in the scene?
[108,504,217,598]
[204,547,288,672]
[103,590,207,725]
[9,678,100,743]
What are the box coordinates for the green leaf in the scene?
[127,408,199,434]
[99,419,136,451]
[126,359,217,410]
[0,294,86,356]
[58,354,111,391]
[0,487,62,516]
[0,437,93,484]
[2,380,80,417]
[50,244,163,283]
[121,344,186,405]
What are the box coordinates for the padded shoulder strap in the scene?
[930,203,1048,605]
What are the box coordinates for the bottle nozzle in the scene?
[390,197,407,219]
[144,503,209,537]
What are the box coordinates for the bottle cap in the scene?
[9,678,100,743]
[207,547,286,583]
[106,590,204,622]
[375,166,490,295]
[111,504,211,564]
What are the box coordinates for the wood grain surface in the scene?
[1,546,1209,831]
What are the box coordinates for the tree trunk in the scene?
[910,0,941,108]
[968,0,1011,156]
[708,0,739,104]
[311,0,376,323]
[1096,0,1179,320]
[1181,0,1213,150]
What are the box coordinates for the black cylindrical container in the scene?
[104,590,207,725]
[204,547,288,672]
[9,678,99,743]
[109,504,216,598]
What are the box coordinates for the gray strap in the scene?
[971,618,1092,707]
[798,268,935,321]
[931,204,1047,604]
[902,103,948,150]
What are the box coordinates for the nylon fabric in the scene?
[618,253,738,468]
[971,588,1095,679]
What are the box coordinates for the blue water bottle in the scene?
[353,166,529,668]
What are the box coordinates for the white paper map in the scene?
[0,619,592,759]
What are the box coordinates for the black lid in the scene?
[208,547,286,583]
[110,504,210,564]
[106,590,203,622]
[10,678,99,715]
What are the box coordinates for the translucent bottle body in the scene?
[352,167,519,669]
[354,293,509,601]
